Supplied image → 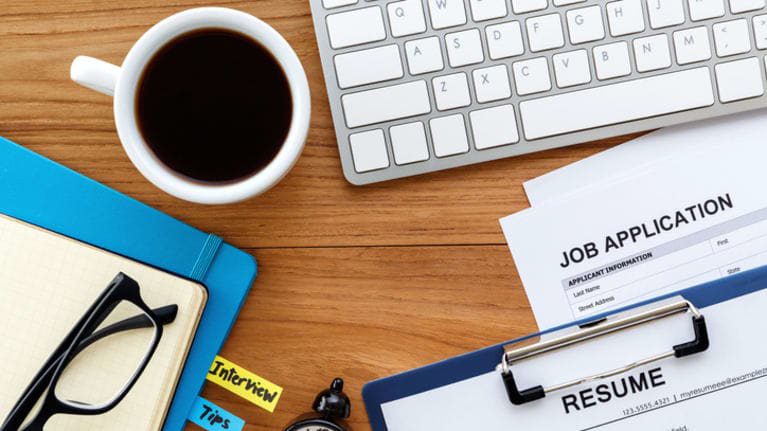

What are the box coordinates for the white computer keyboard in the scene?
[310,0,767,185]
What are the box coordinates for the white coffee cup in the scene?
[71,7,311,205]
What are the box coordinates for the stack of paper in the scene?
[501,110,767,330]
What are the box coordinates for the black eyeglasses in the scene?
[1,273,178,431]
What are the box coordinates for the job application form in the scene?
[502,146,767,330]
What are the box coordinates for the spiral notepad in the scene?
[0,214,207,430]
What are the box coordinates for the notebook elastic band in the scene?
[190,234,223,281]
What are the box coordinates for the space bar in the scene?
[520,68,715,140]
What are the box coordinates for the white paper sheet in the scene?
[502,142,767,330]
[523,109,767,206]
[382,291,767,431]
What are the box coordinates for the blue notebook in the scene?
[364,266,767,430]
[0,136,257,430]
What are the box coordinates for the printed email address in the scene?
[678,367,767,400]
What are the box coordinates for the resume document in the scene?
[382,291,767,430]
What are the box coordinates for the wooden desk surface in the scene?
[0,1,642,429]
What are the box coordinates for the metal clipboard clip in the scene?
[498,297,710,406]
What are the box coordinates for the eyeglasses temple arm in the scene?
[72,304,178,355]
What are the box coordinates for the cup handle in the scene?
[70,56,121,97]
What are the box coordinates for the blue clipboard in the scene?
[363,265,767,430]
[0,136,257,430]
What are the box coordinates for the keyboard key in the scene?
[323,0,358,8]
[486,22,525,60]
[713,19,751,57]
[388,0,427,37]
[405,37,444,75]
[566,6,605,44]
[555,0,586,5]
[520,67,715,140]
[688,0,725,21]
[430,114,470,157]
[342,81,431,128]
[715,57,764,102]
[473,65,512,103]
[428,0,467,29]
[633,34,672,72]
[433,73,472,110]
[594,41,632,80]
[334,45,404,89]
[647,0,685,29]
[730,0,765,13]
[513,57,552,95]
[755,15,767,49]
[350,130,389,172]
[527,14,565,52]
[390,122,430,165]
[469,0,508,21]
[674,27,712,64]
[512,0,548,14]
[470,105,520,149]
[606,0,646,36]
[327,7,386,49]
[446,29,485,67]
[553,49,592,87]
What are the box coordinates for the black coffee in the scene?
[136,29,292,183]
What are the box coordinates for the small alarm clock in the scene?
[285,378,352,431]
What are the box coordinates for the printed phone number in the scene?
[621,396,672,417]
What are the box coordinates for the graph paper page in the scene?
[0,214,206,430]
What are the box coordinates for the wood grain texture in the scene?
[210,245,537,430]
[0,1,641,430]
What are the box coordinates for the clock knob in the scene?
[312,378,351,420]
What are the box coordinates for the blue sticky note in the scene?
[188,397,245,431]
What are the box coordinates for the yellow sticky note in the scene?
[207,356,283,413]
